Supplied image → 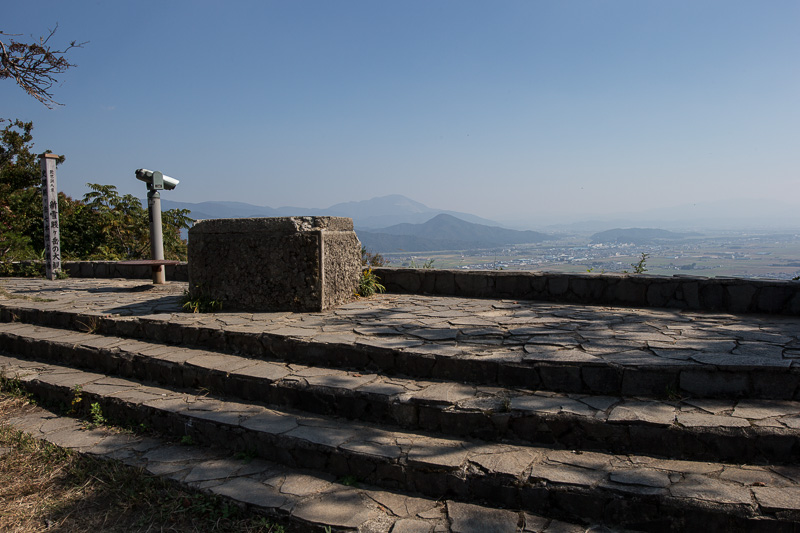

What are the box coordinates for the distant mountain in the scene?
[357,214,550,252]
[158,200,282,221]
[161,194,499,229]
[325,194,498,228]
[591,228,701,244]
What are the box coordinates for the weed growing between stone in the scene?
[88,402,107,427]
[0,372,35,402]
[68,385,82,414]
[180,287,223,313]
[408,257,435,269]
[339,475,359,487]
[356,268,385,297]
[76,316,100,334]
[630,253,649,274]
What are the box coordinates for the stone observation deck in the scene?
[1,276,799,531]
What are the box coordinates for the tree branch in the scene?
[0,24,87,108]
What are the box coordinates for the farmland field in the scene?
[380,232,800,280]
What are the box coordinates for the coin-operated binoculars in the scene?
[135,169,180,284]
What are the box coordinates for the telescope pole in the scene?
[147,186,166,284]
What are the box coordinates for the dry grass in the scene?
[0,393,290,532]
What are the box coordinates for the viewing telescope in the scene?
[135,168,179,190]
[134,167,182,284]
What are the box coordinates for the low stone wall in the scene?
[9,260,799,315]
[188,217,361,312]
[63,261,189,281]
[374,267,800,315]
[4,260,189,281]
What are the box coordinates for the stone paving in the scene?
[1,277,800,531]
[1,278,799,403]
[2,354,799,531]
[1,321,798,463]
[2,400,588,532]
[1,278,798,377]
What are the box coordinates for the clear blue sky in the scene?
[3,1,798,226]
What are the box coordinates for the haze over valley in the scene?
[165,194,800,281]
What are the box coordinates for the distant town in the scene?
[385,231,800,281]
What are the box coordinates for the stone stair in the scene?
[1,278,800,532]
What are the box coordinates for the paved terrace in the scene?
[2,277,799,403]
[2,277,800,531]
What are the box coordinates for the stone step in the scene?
[4,399,594,533]
[2,321,799,464]
[1,302,799,401]
[2,353,799,532]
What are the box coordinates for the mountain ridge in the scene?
[161,194,499,229]
[357,214,550,253]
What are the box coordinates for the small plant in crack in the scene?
[665,384,685,401]
[356,268,385,298]
[180,287,223,313]
[88,402,107,427]
[631,252,649,274]
[339,475,359,487]
[234,449,257,463]
[69,385,83,414]
[77,316,100,334]
[500,397,512,413]
[0,372,34,402]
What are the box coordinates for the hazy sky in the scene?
[3,1,798,225]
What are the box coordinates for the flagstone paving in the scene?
[1,278,798,372]
[2,400,588,532]
[1,276,799,532]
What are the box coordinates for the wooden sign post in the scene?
[39,153,62,280]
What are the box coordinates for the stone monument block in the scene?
[188,217,361,312]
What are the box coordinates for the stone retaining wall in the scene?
[4,260,189,281]
[374,267,800,315]
[8,261,799,315]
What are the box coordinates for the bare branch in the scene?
[0,24,87,108]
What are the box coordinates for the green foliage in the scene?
[0,372,34,402]
[631,253,649,274]
[357,267,385,297]
[69,385,82,414]
[181,288,223,313]
[408,257,435,269]
[180,435,195,446]
[339,475,359,487]
[499,397,511,413]
[0,120,193,266]
[89,401,107,427]
[234,449,257,463]
[0,120,44,263]
[361,246,388,267]
[0,260,43,277]
[77,183,192,260]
